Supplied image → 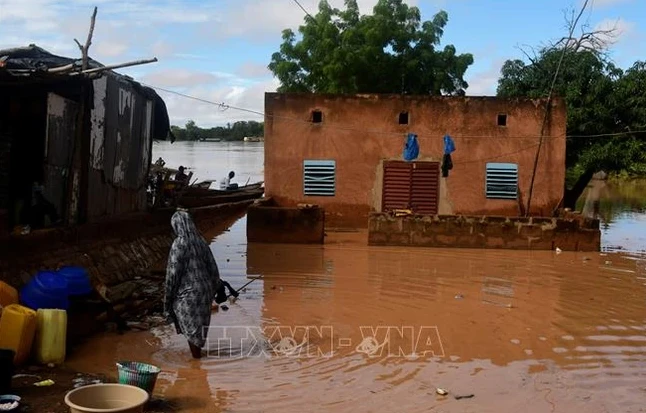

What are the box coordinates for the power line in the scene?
[144,82,646,141]
[291,0,318,23]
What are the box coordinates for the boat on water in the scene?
[148,162,265,209]
[188,180,264,194]
[177,187,265,209]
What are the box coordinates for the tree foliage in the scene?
[170,120,264,142]
[268,0,474,95]
[499,51,646,173]
[497,42,646,206]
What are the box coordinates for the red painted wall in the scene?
[264,93,566,227]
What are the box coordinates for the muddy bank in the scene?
[10,363,186,413]
[0,201,252,351]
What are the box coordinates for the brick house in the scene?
[263,93,566,227]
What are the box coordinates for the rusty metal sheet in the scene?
[90,76,107,171]
[411,162,440,215]
[44,93,78,218]
[382,161,412,211]
[86,74,154,221]
[103,76,118,184]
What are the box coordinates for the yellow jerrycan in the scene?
[0,281,18,308]
[0,304,37,365]
[33,309,67,365]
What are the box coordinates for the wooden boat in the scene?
[177,187,264,209]
[184,181,264,196]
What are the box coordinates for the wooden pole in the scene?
[66,6,97,225]
[74,6,98,70]
[78,58,159,75]
[525,0,590,217]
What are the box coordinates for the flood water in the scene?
[66,141,646,412]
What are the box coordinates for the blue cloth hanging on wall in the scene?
[444,134,456,154]
[403,133,419,161]
[442,134,456,177]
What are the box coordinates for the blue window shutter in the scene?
[303,160,336,196]
[485,163,518,200]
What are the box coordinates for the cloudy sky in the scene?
[0,0,643,127]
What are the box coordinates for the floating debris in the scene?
[454,394,475,400]
[33,379,54,387]
[555,247,562,254]
[436,388,449,396]
[72,377,103,388]
[12,374,40,380]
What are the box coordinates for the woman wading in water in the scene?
[164,209,222,359]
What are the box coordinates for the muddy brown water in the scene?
[64,142,646,412]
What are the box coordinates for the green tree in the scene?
[497,39,646,209]
[168,121,265,142]
[185,120,200,141]
[268,0,474,95]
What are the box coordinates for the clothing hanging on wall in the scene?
[442,134,456,177]
[403,133,419,161]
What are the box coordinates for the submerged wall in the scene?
[247,198,325,244]
[368,213,600,251]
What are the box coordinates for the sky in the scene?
[0,0,643,128]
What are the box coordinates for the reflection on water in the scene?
[578,179,646,254]
[64,143,646,412]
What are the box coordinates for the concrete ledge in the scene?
[368,213,601,251]
[247,198,325,244]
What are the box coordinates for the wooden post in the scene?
[74,7,98,71]
[66,7,98,225]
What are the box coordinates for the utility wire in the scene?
[144,82,646,141]
[291,0,318,24]
[144,83,646,167]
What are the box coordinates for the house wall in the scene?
[264,93,567,227]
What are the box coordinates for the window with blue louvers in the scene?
[303,160,336,196]
[485,162,518,200]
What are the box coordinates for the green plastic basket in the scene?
[116,361,161,395]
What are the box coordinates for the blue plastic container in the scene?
[19,271,69,311]
[57,266,93,296]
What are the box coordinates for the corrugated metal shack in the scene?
[0,45,171,233]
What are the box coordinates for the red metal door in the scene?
[382,161,440,215]
[382,161,412,211]
[411,162,440,215]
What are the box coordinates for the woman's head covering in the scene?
[170,209,212,262]
[171,209,199,238]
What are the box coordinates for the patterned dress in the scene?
[164,210,221,349]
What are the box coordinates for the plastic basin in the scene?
[19,271,69,310]
[57,267,93,296]
[116,362,161,395]
[20,284,69,311]
[0,394,20,411]
[64,384,149,413]
[33,271,69,295]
